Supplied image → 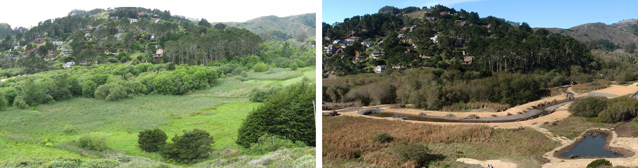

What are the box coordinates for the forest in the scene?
[322,5,638,110]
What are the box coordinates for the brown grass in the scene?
[322,102,360,110]
[322,116,492,159]
[441,102,510,112]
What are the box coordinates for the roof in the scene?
[156,49,164,55]
[463,56,474,62]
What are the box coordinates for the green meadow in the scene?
[0,67,315,165]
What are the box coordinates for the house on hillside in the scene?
[34,38,44,44]
[115,33,124,41]
[150,34,158,41]
[110,16,120,20]
[430,35,439,43]
[61,49,73,56]
[64,60,75,69]
[130,18,138,23]
[150,18,160,23]
[154,49,164,61]
[361,41,374,48]
[344,39,354,46]
[425,17,437,21]
[332,39,342,45]
[461,56,474,66]
[374,65,387,73]
[370,51,385,59]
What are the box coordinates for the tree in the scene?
[198,18,211,27]
[161,129,214,163]
[213,23,226,30]
[138,129,167,152]
[625,42,636,53]
[236,82,315,148]
[296,32,307,42]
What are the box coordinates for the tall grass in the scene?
[322,116,492,159]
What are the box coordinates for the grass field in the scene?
[540,116,613,139]
[0,66,316,165]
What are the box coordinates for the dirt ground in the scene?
[614,122,638,137]
[456,158,518,168]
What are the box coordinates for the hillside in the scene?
[542,19,638,47]
[221,13,316,41]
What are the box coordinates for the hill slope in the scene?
[542,19,638,47]
[221,13,315,40]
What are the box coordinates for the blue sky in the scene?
[323,0,638,29]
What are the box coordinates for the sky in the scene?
[0,0,317,28]
[323,0,638,29]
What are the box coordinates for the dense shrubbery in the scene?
[598,96,638,123]
[237,81,315,148]
[249,84,283,102]
[372,132,393,143]
[78,133,109,151]
[390,142,440,167]
[587,159,612,168]
[568,96,608,117]
[161,129,214,163]
[138,129,167,152]
[0,63,219,109]
[243,133,306,155]
[569,96,638,123]
[252,62,270,72]
[324,69,542,109]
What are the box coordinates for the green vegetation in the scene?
[372,132,393,143]
[138,128,168,152]
[77,133,109,151]
[568,96,638,123]
[587,159,612,168]
[161,129,214,163]
[237,82,315,148]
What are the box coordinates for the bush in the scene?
[249,84,283,102]
[13,96,28,109]
[253,62,270,72]
[373,132,393,143]
[138,129,167,152]
[82,80,97,98]
[390,142,440,167]
[241,71,248,78]
[598,96,638,123]
[568,96,608,117]
[290,63,298,70]
[237,82,315,148]
[78,134,108,151]
[94,83,128,101]
[161,129,214,163]
[587,159,612,168]
[244,133,306,155]
[231,67,243,76]
[0,92,7,111]
[220,73,226,78]
[107,57,119,63]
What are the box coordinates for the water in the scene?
[560,134,624,158]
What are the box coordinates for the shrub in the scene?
[78,134,108,151]
[244,133,306,155]
[598,96,638,123]
[249,84,283,102]
[587,159,612,168]
[0,92,7,111]
[94,83,128,101]
[568,96,608,117]
[290,63,298,70]
[373,132,393,143]
[296,60,306,68]
[13,96,28,109]
[231,67,243,76]
[237,82,315,148]
[241,71,248,78]
[161,129,214,163]
[253,62,270,72]
[82,80,97,98]
[390,142,440,167]
[138,129,167,152]
[220,73,226,78]
[107,57,119,63]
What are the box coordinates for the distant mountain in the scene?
[220,13,316,41]
[541,19,638,47]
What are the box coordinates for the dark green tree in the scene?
[198,18,211,27]
[236,82,315,148]
[138,129,167,152]
[161,129,214,163]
